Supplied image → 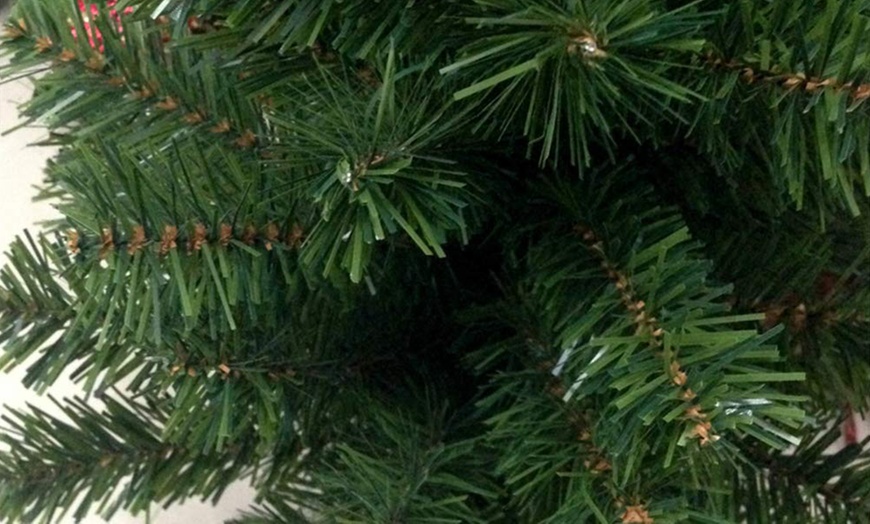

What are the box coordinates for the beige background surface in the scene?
[0,56,256,523]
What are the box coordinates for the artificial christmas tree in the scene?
[1,0,870,522]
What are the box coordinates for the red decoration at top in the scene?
[843,404,859,445]
[72,0,134,53]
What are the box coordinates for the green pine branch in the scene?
[682,0,870,216]
[1,1,869,522]
[465,168,807,520]
[0,393,257,524]
[731,419,870,522]
[440,0,707,168]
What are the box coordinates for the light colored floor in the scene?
[1,57,256,524]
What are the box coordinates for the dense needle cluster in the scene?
[1,1,870,523]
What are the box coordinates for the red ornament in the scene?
[71,0,134,53]
[843,404,859,445]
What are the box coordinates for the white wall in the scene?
[1,56,256,524]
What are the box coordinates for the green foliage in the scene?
[731,417,870,522]
[0,394,257,523]
[1,0,869,522]
[466,172,806,521]
[441,0,707,167]
[683,0,870,216]
[265,49,478,282]
[651,146,870,414]
[291,393,498,523]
